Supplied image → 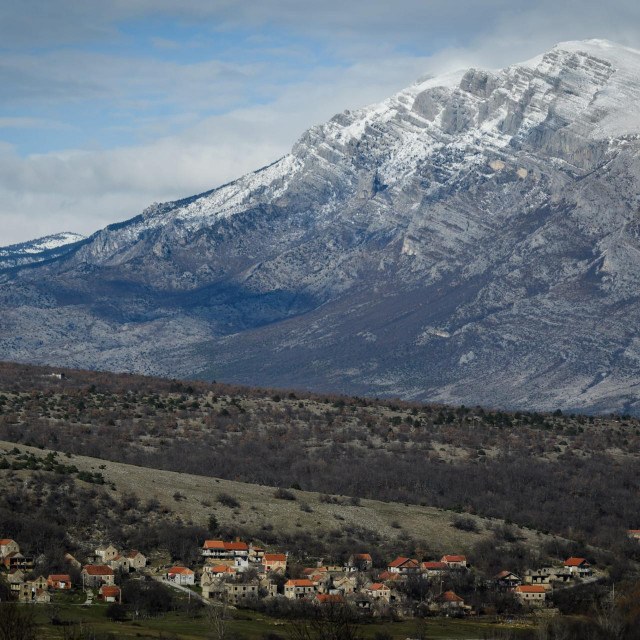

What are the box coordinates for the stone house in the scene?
[515,585,546,605]
[95,545,119,563]
[284,579,315,599]
[249,545,265,563]
[347,553,373,571]
[110,554,131,572]
[224,582,259,604]
[0,538,19,558]
[7,569,25,592]
[126,551,147,571]
[262,553,287,574]
[366,583,391,602]
[82,565,115,587]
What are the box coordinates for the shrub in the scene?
[452,516,479,533]
[217,492,240,508]
[273,488,296,501]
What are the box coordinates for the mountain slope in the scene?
[0,231,86,270]
[2,39,640,413]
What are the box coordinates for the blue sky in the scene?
[1,0,640,244]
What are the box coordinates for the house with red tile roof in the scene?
[347,553,373,571]
[202,539,249,559]
[439,590,464,606]
[100,585,121,602]
[262,553,287,574]
[515,585,546,605]
[47,574,72,589]
[167,566,195,585]
[563,558,592,577]
[284,579,315,599]
[387,557,420,574]
[366,582,391,601]
[441,555,467,568]
[0,538,19,558]
[493,571,522,591]
[82,565,115,587]
[2,551,31,569]
[628,529,640,542]
[205,564,236,577]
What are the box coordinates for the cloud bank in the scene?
[1,0,640,244]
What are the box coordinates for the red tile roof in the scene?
[442,555,466,563]
[440,590,463,602]
[0,539,15,546]
[353,553,372,561]
[493,570,517,580]
[564,557,589,567]
[126,551,143,558]
[367,583,388,591]
[388,556,409,568]
[48,574,71,582]
[209,565,235,574]
[376,571,394,581]
[422,561,447,570]
[168,566,195,575]
[316,594,344,603]
[263,553,287,562]
[285,579,313,587]
[516,585,546,593]
[101,586,120,597]
[203,540,248,551]
[83,565,114,576]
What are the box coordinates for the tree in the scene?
[207,600,228,640]
[0,602,37,640]
[106,603,127,622]
[208,513,219,535]
[288,602,361,640]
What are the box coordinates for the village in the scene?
[0,533,601,619]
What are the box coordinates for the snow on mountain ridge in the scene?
[64,39,640,264]
[0,232,86,256]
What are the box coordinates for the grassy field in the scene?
[27,601,535,639]
[0,439,561,557]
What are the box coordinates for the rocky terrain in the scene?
[2,39,640,413]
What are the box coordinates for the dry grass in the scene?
[0,439,560,556]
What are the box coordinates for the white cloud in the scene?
[3,0,640,244]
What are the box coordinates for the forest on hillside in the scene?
[0,362,639,556]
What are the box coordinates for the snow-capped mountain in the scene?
[3,39,640,413]
[0,232,86,270]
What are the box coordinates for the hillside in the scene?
[0,361,639,555]
[0,439,551,558]
[3,41,640,412]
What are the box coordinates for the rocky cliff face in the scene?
[3,39,640,413]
